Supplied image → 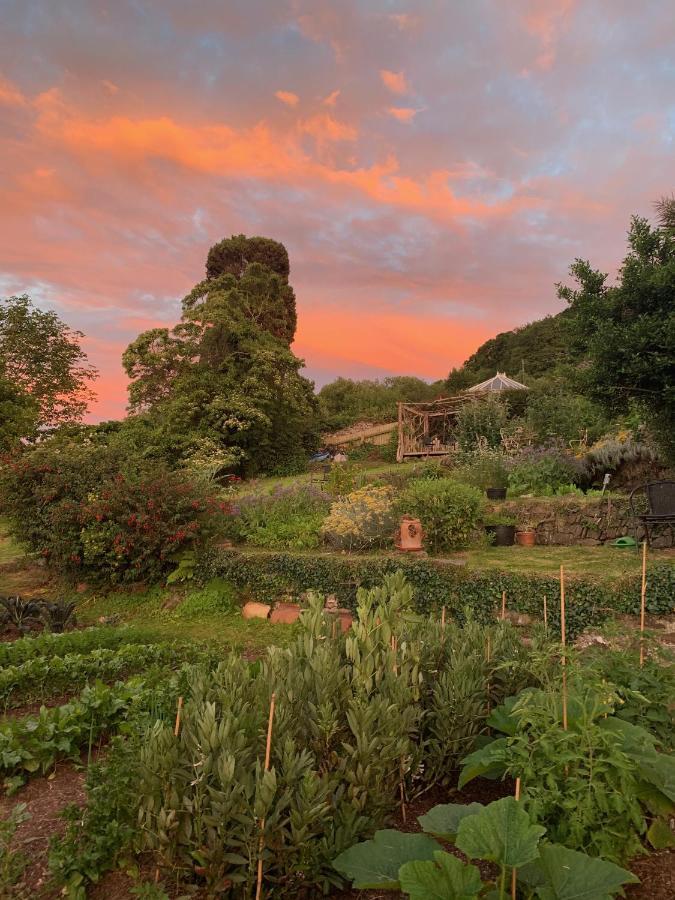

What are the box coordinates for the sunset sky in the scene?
[1,1,674,420]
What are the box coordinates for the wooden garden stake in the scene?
[391,635,398,675]
[501,590,507,621]
[511,778,521,900]
[486,633,492,718]
[256,692,276,900]
[543,594,548,631]
[639,541,647,668]
[560,566,567,732]
[399,758,407,824]
[174,696,184,738]
[441,605,446,632]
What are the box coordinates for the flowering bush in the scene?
[398,478,484,552]
[0,442,225,584]
[321,485,396,551]
[224,483,331,550]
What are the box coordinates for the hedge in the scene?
[203,549,674,638]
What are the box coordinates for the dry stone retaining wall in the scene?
[488,496,673,548]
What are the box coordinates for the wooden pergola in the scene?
[396,394,487,462]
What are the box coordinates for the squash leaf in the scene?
[527,843,639,899]
[457,738,508,789]
[333,830,441,889]
[399,850,483,899]
[456,797,544,868]
[418,803,485,840]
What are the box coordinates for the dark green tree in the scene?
[557,207,675,458]
[0,375,39,450]
[123,240,317,475]
[206,234,290,281]
[0,294,98,428]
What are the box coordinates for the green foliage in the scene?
[0,294,98,429]
[123,237,317,477]
[459,680,675,863]
[0,441,226,583]
[226,483,330,549]
[206,232,290,280]
[456,396,509,450]
[336,796,637,899]
[333,831,441,889]
[446,311,579,391]
[507,449,585,495]
[525,385,607,445]
[558,213,675,459]
[0,374,39,450]
[322,484,396,550]
[0,643,179,709]
[0,680,144,779]
[582,437,659,482]
[398,478,484,551]
[49,735,144,899]
[319,375,441,430]
[205,547,674,635]
[0,625,163,668]
[169,577,237,619]
[449,450,509,490]
[0,802,30,896]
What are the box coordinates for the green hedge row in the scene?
[204,549,675,638]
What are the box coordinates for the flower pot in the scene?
[396,516,424,551]
[516,530,536,547]
[485,524,516,546]
[486,487,507,500]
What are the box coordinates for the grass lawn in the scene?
[463,544,673,582]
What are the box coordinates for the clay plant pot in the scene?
[396,516,424,551]
[242,601,271,620]
[516,530,536,547]
[486,487,507,500]
[269,602,302,625]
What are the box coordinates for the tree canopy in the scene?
[0,294,98,430]
[123,236,316,475]
[318,376,443,430]
[557,205,674,457]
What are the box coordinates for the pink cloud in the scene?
[322,89,340,106]
[380,69,409,95]
[387,106,418,123]
[274,90,299,107]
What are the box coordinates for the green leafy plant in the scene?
[397,477,484,552]
[0,802,30,896]
[0,596,41,631]
[334,796,638,898]
[38,599,77,633]
[0,625,162,669]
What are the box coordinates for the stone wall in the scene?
[487,496,673,548]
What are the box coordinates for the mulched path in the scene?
[0,760,88,898]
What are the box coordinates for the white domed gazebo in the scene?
[465,371,528,393]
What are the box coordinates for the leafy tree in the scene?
[123,240,317,475]
[319,376,442,430]
[0,294,98,428]
[204,235,296,343]
[557,209,675,458]
[0,375,39,450]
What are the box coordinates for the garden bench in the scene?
[629,480,675,546]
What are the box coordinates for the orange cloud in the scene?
[524,0,577,70]
[102,80,119,95]
[275,89,299,107]
[322,89,340,106]
[300,113,357,143]
[380,69,409,95]
[0,75,26,107]
[387,106,418,123]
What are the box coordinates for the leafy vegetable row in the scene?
[0,625,163,668]
[0,643,178,708]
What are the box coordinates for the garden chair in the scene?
[629,480,675,546]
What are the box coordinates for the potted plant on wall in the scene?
[483,456,509,500]
[516,522,536,546]
[484,513,517,546]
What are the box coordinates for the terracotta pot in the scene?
[242,601,271,620]
[516,530,536,547]
[396,516,424,551]
[269,602,302,625]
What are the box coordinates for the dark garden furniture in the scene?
[629,480,675,546]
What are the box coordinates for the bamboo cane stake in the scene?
[560,566,567,732]
[501,590,507,621]
[441,605,446,632]
[511,778,522,899]
[399,758,407,824]
[256,693,276,900]
[639,541,647,668]
[486,633,492,718]
[543,594,548,631]
[174,696,183,737]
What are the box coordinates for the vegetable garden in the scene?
[0,571,672,898]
